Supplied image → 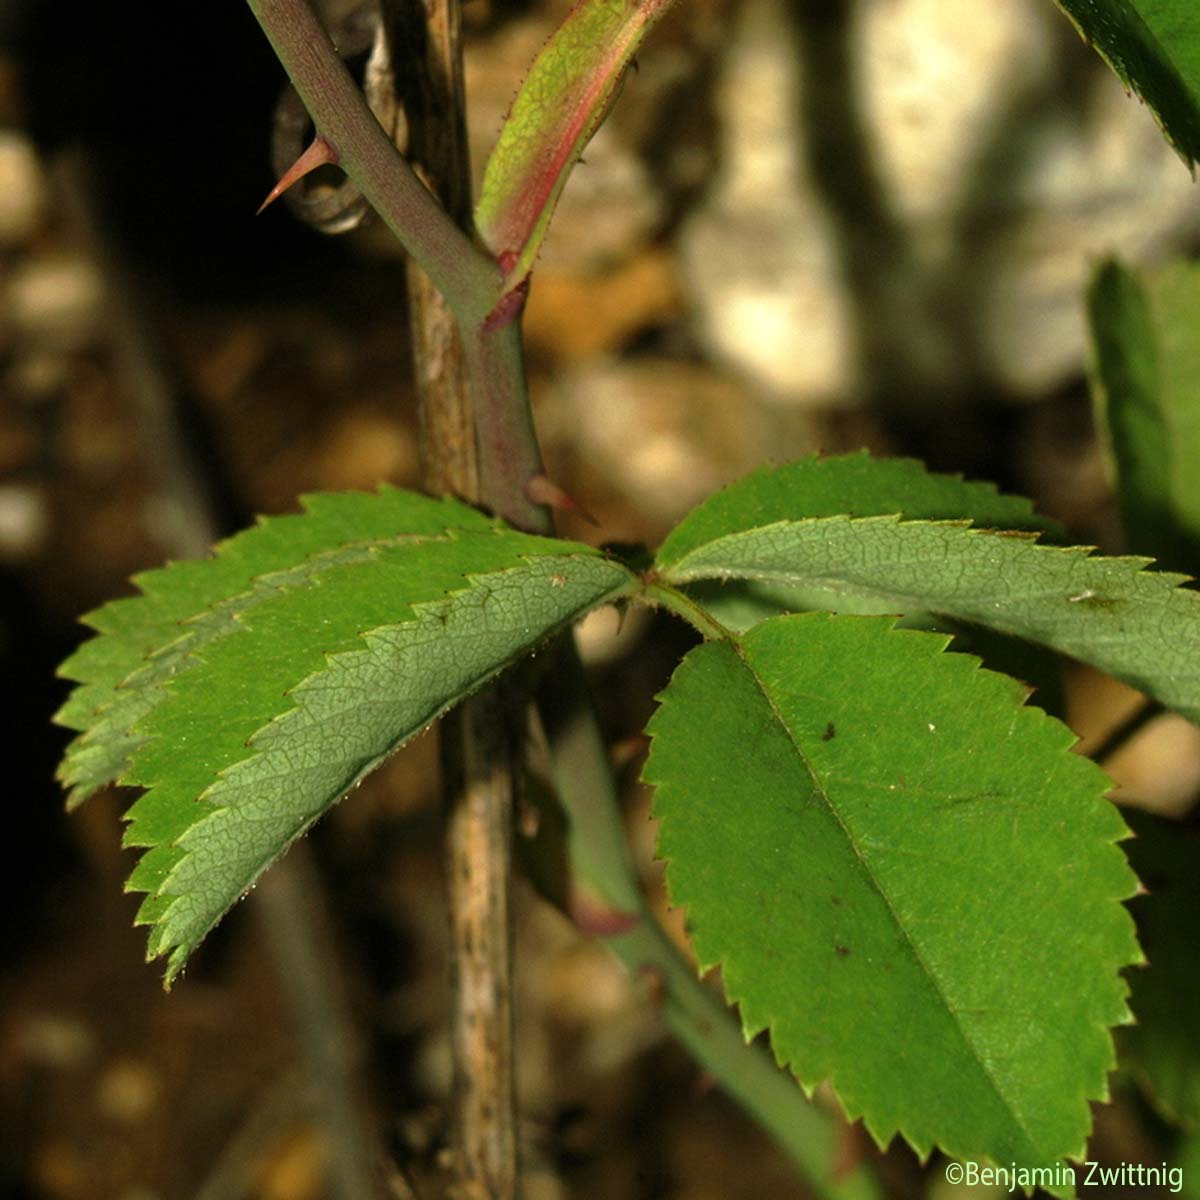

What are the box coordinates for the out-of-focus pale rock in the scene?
[680,0,1200,407]
[0,484,48,560]
[544,357,813,535]
[681,0,856,404]
[859,0,1053,228]
[5,253,104,349]
[0,131,45,245]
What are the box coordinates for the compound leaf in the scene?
[1050,0,1200,169]
[644,612,1139,1167]
[53,487,636,982]
[56,488,495,806]
[1089,258,1200,572]
[656,462,1200,722]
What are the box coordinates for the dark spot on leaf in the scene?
[835,944,850,958]
[822,722,836,741]
[830,895,842,906]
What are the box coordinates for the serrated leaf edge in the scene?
[54,487,495,728]
[658,513,1200,703]
[654,451,1063,568]
[56,532,460,806]
[644,617,1141,1170]
[125,551,635,981]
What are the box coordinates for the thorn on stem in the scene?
[482,275,530,331]
[257,136,340,215]
[636,963,667,1008]
[525,474,598,526]
[569,884,640,937]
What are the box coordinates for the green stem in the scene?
[462,318,549,532]
[644,579,737,641]
[247,0,499,321]
[535,652,879,1200]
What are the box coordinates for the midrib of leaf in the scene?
[734,638,1045,1164]
[124,530,602,881]
[646,614,1139,1168]
[659,515,1200,722]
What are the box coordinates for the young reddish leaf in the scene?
[475,0,676,292]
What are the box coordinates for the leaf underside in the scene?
[667,452,1063,643]
[645,613,1139,1168]
[55,488,634,981]
[1051,0,1200,169]
[656,458,1200,723]
[656,452,1060,569]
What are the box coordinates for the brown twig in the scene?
[380,0,477,501]
[377,2,525,1194]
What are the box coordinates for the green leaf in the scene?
[1051,0,1200,168]
[56,488,496,806]
[1089,258,1200,572]
[53,487,636,981]
[474,0,676,289]
[644,612,1139,1167]
[656,452,1059,570]
[687,578,1070,721]
[1180,1134,1200,1198]
[123,531,632,981]
[1121,811,1200,1129]
[668,457,1067,706]
[656,506,1200,724]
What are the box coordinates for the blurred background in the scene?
[0,0,1197,1196]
